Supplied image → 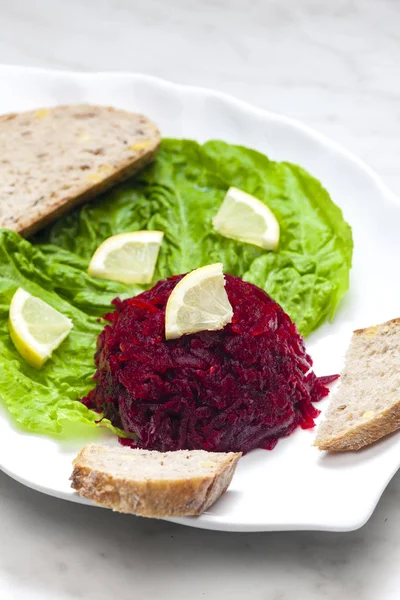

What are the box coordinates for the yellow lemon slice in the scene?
[9,288,73,368]
[212,186,280,250]
[88,231,164,284]
[165,263,233,340]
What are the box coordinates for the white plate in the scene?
[0,65,399,533]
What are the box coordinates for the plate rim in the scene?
[0,63,398,208]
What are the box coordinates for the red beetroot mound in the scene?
[82,274,336,453]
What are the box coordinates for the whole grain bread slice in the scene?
[71,444,241,518]
[314,318,400,451]
[0,105,160,237]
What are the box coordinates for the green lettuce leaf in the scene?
[0,230,127,437]
[0,139,352,436]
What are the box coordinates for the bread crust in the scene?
[71,445,241,518]
[315,401,400,451]
[315,317,400,452]
[353,317,400,336]
[19,145,158,237]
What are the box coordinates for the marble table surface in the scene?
[1,0,400,598]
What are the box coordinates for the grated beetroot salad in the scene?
[82,275,337,454]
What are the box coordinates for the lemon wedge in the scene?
[165,263,233,340]
[88,231,164,284]
[212,186,280,250]
[9,288,73,368]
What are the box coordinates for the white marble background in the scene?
[0,0,400,598]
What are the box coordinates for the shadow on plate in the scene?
[316,428,400,469]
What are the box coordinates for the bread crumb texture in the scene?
[315,318,400,451]
[70,444,241,518]
[0,104,160,236]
